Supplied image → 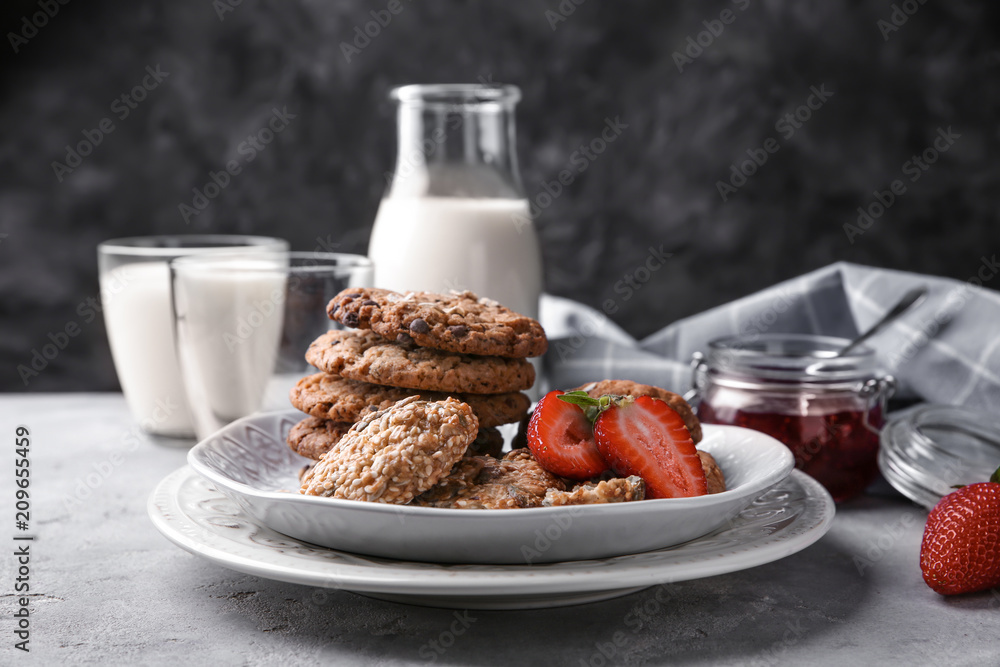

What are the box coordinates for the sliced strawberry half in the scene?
[526,390,609,480]
[594,395,707,499]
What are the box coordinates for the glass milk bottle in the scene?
[369,84,543,318]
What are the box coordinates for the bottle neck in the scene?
[388,102,524,199]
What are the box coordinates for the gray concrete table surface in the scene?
[0,394,997,667]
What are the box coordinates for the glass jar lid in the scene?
[703,333,881,388]
[879,405,1000,509]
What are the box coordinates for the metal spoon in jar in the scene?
[836,286,928,356]
[799,286,926,377]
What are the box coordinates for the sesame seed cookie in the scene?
[305,329,534,394]
[300,397,478,504]
[287,414,503,462]
[327,288,548,358]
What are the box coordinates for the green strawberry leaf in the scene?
[990,465,1000,484]
[557,391,605,423]
[556,391,603,408]
[557,392,633,423]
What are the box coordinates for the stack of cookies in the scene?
[287,287,547,463]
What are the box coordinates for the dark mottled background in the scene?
[1,0,998,391]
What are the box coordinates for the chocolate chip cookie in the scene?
[571,379,703,444]
[305,329,534,394]
[290,373,531,428]
[287,416,353,460]
[468,426,504,458]
[698,451,726,494]
[327,288,548,358]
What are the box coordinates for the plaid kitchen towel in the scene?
[541,261,1000,411]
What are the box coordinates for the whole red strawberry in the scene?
[919,466,1000,595]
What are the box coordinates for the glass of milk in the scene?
[169,251,373,440]
[97,235,288,440]
[369,84,543,319]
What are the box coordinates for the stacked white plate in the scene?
[148,410,834,609]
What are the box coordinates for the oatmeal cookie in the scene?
[698,450,726,494]
[510,413,531,450]
[287,416,353,460]
[572,379,702,443]
[300,397,478,504]
[543,476,646,506]
[413,448,566,509]
[305,329,534,394]
[327,288,548,358]
[290,373,530,427]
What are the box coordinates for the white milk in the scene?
[101,262,195,437]
[368,197,543,319]
[171,262,287,440]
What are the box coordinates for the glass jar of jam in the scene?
[691,334,895,502]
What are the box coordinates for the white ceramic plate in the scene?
[148,466,834,609]
[187,410,795,564]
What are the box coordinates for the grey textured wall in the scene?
[1,0,998,391]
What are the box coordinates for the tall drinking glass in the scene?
[170,251,373,440]
[97,235,288,439]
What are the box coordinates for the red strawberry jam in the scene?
[691,334,894,503]
[698,402,883,502]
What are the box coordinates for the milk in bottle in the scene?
[369,84,543,319]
